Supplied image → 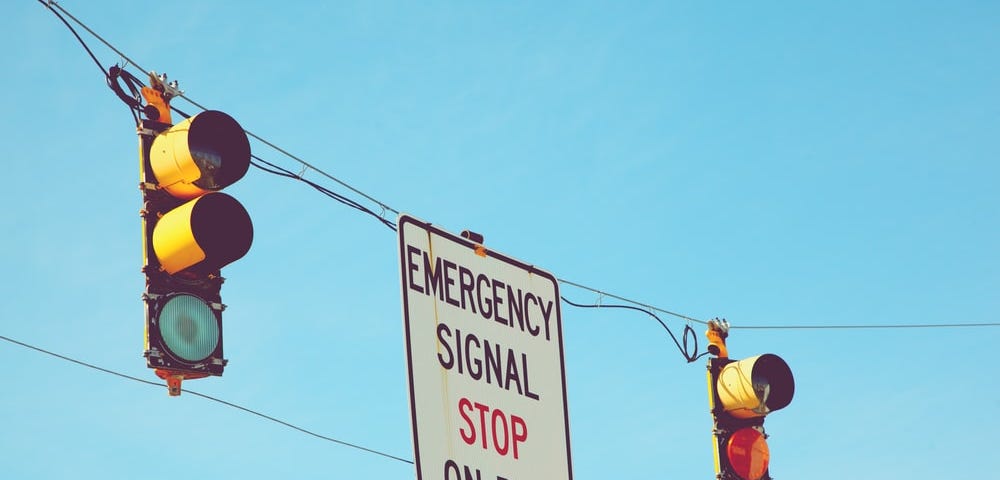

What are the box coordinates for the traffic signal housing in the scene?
[139,107,253,394]
[706,322,794,480]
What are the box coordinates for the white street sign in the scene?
[398,214,573,480]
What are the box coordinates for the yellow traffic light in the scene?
[716,354,794,419]
[139,106,254,394]
[151,191,252,274]
[706,330,794,480]
[149,110,250,199]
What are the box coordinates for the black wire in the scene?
[166,105,399,231]
[249,155,398,232]
[733,322,1000,330]
[557,278,709,326]
[107,65,145,124]
[38,0,105,78]
[0,334,414,465]
[556,281,1000,331]
[163,103,396,231]
[0,333,164,388]
[183,390,413,464]
[41,0,996,335]
[170,104,192,120]
[39,0,144,124]
[561,296,707,363]
[170,94,396,231]
[42,0,397,233]
[46,0,149,76]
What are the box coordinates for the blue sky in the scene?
[2,1,998,478]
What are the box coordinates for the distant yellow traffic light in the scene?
[706,328,794,480]
[715,354,794,419]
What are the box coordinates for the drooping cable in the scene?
[168,98,400,222]
[169,102,398,230]
[558,278,709,326]
[42,0,398,232]
[37,1,106,77]
[168,105,398,231]
[732,322,1000,330]
[38,1,141,124]
[0,334,415,465]
[36,0,1000,347]
[43,1,150,75]
[106,65,146,124]
[249,155,398,231]
[561,296,707,363]
[556,279,999,331]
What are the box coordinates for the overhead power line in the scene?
[0,334,414,465]
[557,278,708,325]
[37,1,999,349]
[732,322,1000,330]
[40,0,399,230]
[556,278,999,330]
[561,296,707,362]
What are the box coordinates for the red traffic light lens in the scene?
[726,427,769,480]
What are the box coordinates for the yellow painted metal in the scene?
[141,86,172,124]
[708,368,722,477]
[152,197,206,274]
[140,134,151,353]
[717,356,770,419]
[706,326,729,358]
[149,115,211,200]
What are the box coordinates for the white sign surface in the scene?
[398,214,573,480]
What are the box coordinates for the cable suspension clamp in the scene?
[154,369,210,397]
[136,126,158,137]
[706,318,730,358]
[147,71,183,100]
[140,71,182,124]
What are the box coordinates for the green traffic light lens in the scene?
[159,294,219,362]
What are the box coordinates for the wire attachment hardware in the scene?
[706,318,730,359]
[155,368,209,397]
[147,71,182,100]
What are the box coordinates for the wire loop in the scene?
[561,296,708,363]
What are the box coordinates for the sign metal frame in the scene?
[398,214,573,480]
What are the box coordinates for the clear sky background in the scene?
[3,1,998,478]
